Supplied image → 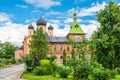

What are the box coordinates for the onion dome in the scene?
[48,25,53,30]
[36,16,47,26]
[28,24,34,29]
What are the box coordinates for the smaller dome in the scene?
[48,25,53,29]
[36,16,47,26]
[28,24,34,29]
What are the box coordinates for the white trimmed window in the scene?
[75,36,80,41]
[53,45,56,51]
[60,45,63,51]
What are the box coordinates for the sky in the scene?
[0,0,120,46]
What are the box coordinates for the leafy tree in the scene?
[29,28,49,66]
[91,1,120,69]
[0,42,17,59]
[63,49,66,65]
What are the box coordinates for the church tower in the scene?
[36,16,47,33]
[67,9,85,41]
[48,25,53,37]
[28,24,34,36]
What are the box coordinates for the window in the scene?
[53,45,56,51]
[67,45,70,51]
[60,56,63,59]
[60,45,63,51]
[75,36,80,41]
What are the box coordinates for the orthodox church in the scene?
[15,11,86,64]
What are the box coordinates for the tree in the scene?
[91,1,120,69]
[0,42,17,59]
[63,49,66,65]
[71,49,75,59]
[29,28,49,66]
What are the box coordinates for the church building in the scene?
[15,11,86,64]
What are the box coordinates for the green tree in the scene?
[71,49,75,59]
[0,42,17,59]
[91,1,120,69]
[29,28,49,66]
[63,49,66,65]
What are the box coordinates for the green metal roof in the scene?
[69,9,84,34]
[70,20,84,34]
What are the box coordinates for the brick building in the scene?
[15,11,86,64]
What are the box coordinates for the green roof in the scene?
[70,20,84,34]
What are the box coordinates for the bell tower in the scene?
[36,16,47,33]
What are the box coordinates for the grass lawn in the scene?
[21,72,73,80]
[110,75,120,80]
[21,72,120,80]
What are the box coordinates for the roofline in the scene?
[66,33,86,37]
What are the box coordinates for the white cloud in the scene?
[0,12,10,22]
[78,2,106,17]
[118,3,120,6]
[49,19,60,24]
[64,18,82,24]
[0,21,28,46]
[16,4,28,8]
[81,21,100,39]
[25,19,31,23]
[24,0,61,9]
[46,11,61,15]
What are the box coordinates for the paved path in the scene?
[0,64,25,80]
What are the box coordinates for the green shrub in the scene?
[24,55,35,72]
[58,66,71,78]
[74,61,92,79]
[10,58,16,64]
[50,62,58,77]
[116,67,120,74]
[33,67,47,75]
[50,54,57,62]
[0,63,5,67]
[40,59,50,67]
[92,69,110,80]
[108,69,117,79]
[40,59,52,75]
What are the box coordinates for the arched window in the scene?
[60,45,63,51]
[67,45,70,51]
[53,45,56,51]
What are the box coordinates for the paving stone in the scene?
[0,64,25,80]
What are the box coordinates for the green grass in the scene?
[110,75,120,80]
[21,72,73,80]
[21,72,120,80]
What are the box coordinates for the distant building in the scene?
[15,10,86,64]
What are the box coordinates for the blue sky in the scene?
[0,0,120,46]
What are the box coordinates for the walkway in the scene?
[0,64,25,80]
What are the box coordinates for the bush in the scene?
[50,62,58,77]
[0,63,5,67]
[58,66,71,78]
[40,59,50,67]
[74,61,92,79]
[92,69,110,80]
[116,67,120,74]
[50,54,57,62]
[108,69,117,79]
[33,67,47,75]
[39,59,52,75]
[10,58,16,64]
[24,55,35,72]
